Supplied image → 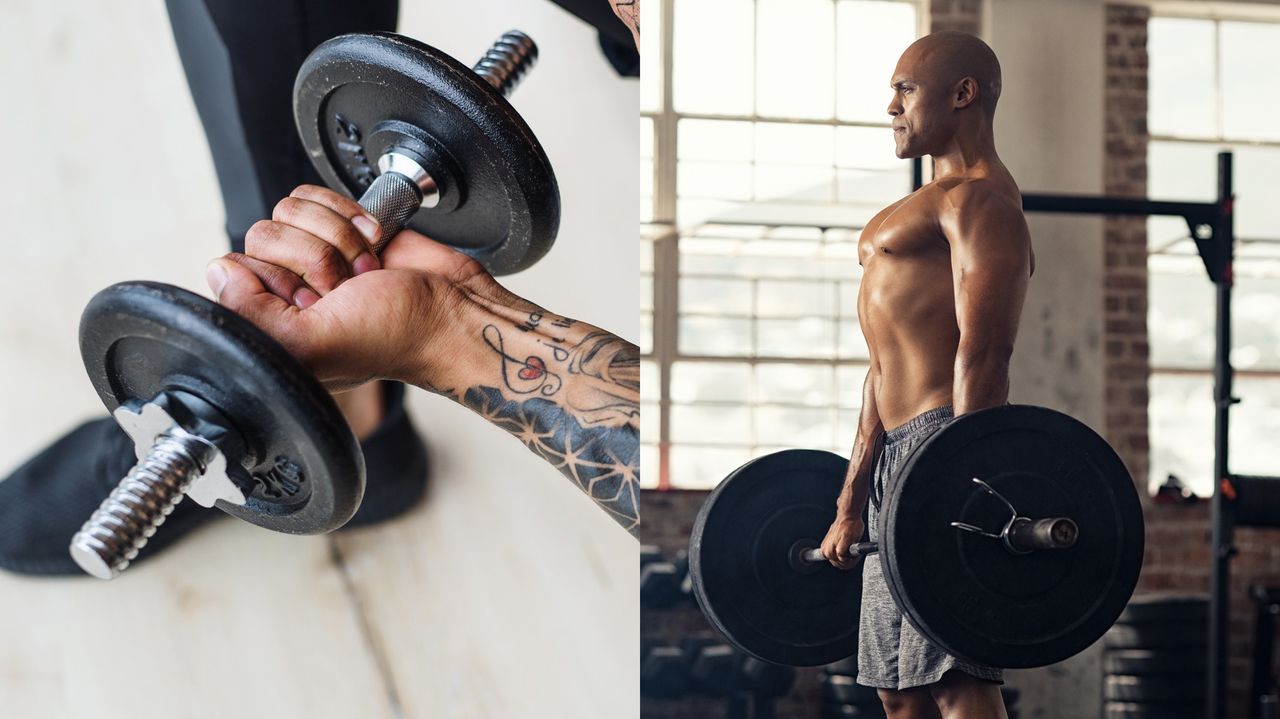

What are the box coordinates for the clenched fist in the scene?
[820,516,866,571]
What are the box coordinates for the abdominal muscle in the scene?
[859,242,960,430]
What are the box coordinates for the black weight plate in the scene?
[821,674,881,705]
[80,282,364,534]
[1116,593,1208,624]
[1105,675,1206,702]
[1105,623,1207,649]
[1104,649,1207,675]
[294,33,559,276]
[881,405,1144,668]
[689,449,861,667]
[1104,702,1205,719]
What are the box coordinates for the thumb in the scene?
[382,229,488,283]
[206,258,302,342]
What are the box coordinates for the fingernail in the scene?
[353,253,380,275]
[206,261,228,299]
[352,215,380,244]
[293,287,321,309]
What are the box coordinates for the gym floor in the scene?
[0,1,637,718]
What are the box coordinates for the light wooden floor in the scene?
[0,1,639,717]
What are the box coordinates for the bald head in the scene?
[896,31,1002,117]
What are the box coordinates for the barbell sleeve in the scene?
[1006,517,1079,552]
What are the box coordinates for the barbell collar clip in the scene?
[951,477,1080,555]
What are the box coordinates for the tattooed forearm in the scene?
[483,323,565,397]
[564,331,640,427]
[424,300,641,536]
[480,317,641,432]
[460,386,639,536]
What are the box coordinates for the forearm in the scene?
[416,280,640,537]
[610,0,640,49]
[835,370,884,521]
[952,345,1011,416]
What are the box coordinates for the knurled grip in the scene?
[358,172,423,255]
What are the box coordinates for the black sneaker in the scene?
[0,381,428,576]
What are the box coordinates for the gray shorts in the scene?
[857,404,1004,690]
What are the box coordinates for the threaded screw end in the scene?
[69,432,212,579]
[472,30,538,97]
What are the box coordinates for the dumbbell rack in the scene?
[641,545,795,718]
[1101,595,1209,718]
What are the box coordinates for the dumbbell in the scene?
[640,544,663,568]
[68,30,559,579]
[640,644,691,699]
[689,643,744,696]
[640,561,683,609]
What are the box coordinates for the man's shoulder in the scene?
[936,177,1022,215]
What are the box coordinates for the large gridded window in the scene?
[640,0,923,488]
[1147,15,1280,497]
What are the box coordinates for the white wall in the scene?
[988,0,1107,431]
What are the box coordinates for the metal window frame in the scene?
[643,221,874,489]
[641,0,925,490]
[1147,16,1280,713]
[1147,13,1280,147]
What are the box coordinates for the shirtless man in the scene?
[818,31,1034,719]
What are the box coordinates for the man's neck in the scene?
[930,125,1000,180]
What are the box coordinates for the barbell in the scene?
[688,404,1145,668]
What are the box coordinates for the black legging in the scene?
[165,0,635,254]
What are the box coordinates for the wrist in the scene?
[408,275,618,409]
[408,278,493,396]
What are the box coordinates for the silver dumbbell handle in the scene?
[359,163,431,256]
[360,30,538,255]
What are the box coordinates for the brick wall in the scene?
[1141,502,1280,717]
[1103,4,1151,494]
[1106,5,1280,717]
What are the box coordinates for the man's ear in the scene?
[954,76,979,109]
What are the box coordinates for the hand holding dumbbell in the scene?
[70,30,638,580]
